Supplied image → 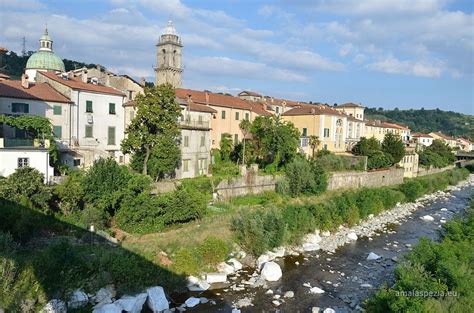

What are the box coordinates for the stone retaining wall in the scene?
[327,168,405,191]
[416,165,454,177]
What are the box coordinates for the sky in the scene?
[0,0,473,114]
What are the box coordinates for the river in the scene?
[173,178,474,313]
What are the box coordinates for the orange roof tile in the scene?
[282,104,347,117]
[176,88,253,111]
[337,102,364,108]
[125,98,217,114]
[0,80,72,103]
[39,71,125,97]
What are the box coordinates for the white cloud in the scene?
[367,56,444,78]
[0,0,45,10]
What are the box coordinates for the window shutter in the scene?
[53,125,62,138]
[53,105,62,115]
[108,127,116,145]
[86,100,93,113]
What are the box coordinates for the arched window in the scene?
[162,49,166,64]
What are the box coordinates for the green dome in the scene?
[26,50,65,71]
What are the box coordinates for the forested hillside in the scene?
[365,107,474,140]
[2,51,96,79]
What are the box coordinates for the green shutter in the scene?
[85,125,93,138]
[86,100,93,113]
[53,125,62,138]
[53,105,62,115]
[108,127,116,145]
[302,128,307,137]
[221,110,226,119]
[245,112,250,120]
[235,112,240,120]
[109,103,116,114]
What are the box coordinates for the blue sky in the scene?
[0,0,473,114]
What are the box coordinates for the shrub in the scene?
[0,167,51,211]
[172,248,201,275]
[367,151,393,169]
[283,158,327,196]
[161,186,207,226]
[54,170,85,215]
[399,180,424,202]
[282,205,315,244]
[198,236,231,267]
[275,177,291,195]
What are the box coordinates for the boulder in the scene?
[347,232,358,241]
[115,293,147,313]
[321,231,330,237]
[304,233,322,244]
[284,291,294,298]
[185,297,200,308]
[360,283,373,288]
[93,285,116,305]
[41,299,67,313]
[323,308,336,313]
[302,243,320,252]
[260,262,282,281]
[312,307,320,313]
[146,286,169,312]
[92,303,122,313]
[199,297,209,304]
[187,276,210,291]
[206,272,227,283]
[68,290,88,309]
[421,215,434,221]
[367,252,381,260]
[272,300,281,306]
[227,258,243,270]
[273,247,286,258]
[217,262,235,275]
[231,309,241,313]
[309,286,325,294]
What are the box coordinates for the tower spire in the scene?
[155,20,183,88]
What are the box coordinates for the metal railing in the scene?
[179,119,210,129]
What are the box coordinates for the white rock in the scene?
[440,219,447,224]
[312,307,320,313]
[304,233,322,244]
[421,215,434,221]
[232,309,241,313]
[187,276,210,291]
[284,291,294,298]
[218,262,235,275]
[367,252,381,260]
[206,272,227,283]
[257,254,271,270]
[323,308,336,313]
[185,297,200,308]
[272,300,281,306]
[115,293,147,313]
[68,290,89,309]
[309,286,325,294]
[199,297,209,304]
[273,295,281,299]
[321,231,331,237]
[368,214,374,219]
[302,243,320,251]
[273,247,286,258]
[227,258,243,270]
[41,299,67,313]
[303,282,312,288]
[347,232,358,241]
[93,285,116,304]
[360,283,373,288]
[266,289,274,294]
[146,286,169,312]
[92,303,122,313]
[441,208,448,211]
[261,261,282,281]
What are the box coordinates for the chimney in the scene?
[81,67,88,83]
[67,71,74,79]
[140,77,146,87]
[187,94,192,104]
[205,91,210,105]
[21,74,29,89]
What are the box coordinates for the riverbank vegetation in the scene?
[365,196,474,312]
[419,139,457,169]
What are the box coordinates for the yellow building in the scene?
[364,120,385,142]
[429,132,457,148]
[398,148,419,178]
[334,102,365,121]
[281,105,347,156]
[176,89,271,148]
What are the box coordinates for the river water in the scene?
[174,180,473,313]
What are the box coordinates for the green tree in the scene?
[309,135,321,159]
[382,133,405,164]
[239,119,252,165]
[121,84,181,177]
[352,137,381,156]
[219,133,233,161]
[419,139,456,168]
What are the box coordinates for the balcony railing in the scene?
[179,119,210,129]
[4,138,34,147]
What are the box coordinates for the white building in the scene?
[0,139,54,183]
[412,133,433,148]
[36,71,126,168]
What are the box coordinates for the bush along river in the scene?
[173,175,474,313]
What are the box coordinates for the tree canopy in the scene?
[419,139,456,168]
[382,133,405,164]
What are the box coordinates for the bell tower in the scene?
[155,21,183,88]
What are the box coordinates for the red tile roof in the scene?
[239,90,262,97]
[124,98,217,114]
[282,104,347,117]
[337,102,364,108]
[0,73,10,79]
[412,132,433,138]
[431,132,456,141]
[382,122,410,130]
[0,80,72,103]
[39,71,125,97]
[176,88,253,111]
[246,101,272,117]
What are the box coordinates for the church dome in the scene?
[26,50,65,71]
[25,27,65,72]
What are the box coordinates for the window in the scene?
[18,158,29,168]
[198,115,203,124]
[183,159,190,172]
[235,112,240,120]
[86,100,93,113]
[234,134,238,144]
[85,125,93,138]
[245,112,250,120]
[53,125,62,139]
[221,110,226,119]
[276,107,280,114]
[109,103,116,114]
[302,128,307,137]
[108,127,116,145]
[183,136,189,147]
[53,105,62,115]
[324,128,330,138]
[12,103,29,113]
[323,144,328,150]
[200,136,205,147]
[73,159,81,166]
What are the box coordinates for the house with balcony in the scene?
[411,133,433,149]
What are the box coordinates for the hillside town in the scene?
[1,18,474,313]
[0,23,472,182]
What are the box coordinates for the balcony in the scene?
[179,119,210,130]
[0,138,51,148]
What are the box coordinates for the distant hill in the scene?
[2,51,96,79]
[365,107,474,140]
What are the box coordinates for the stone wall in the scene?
[416,165,455,177]
[327,168,405,191]
[215,165,278,199]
